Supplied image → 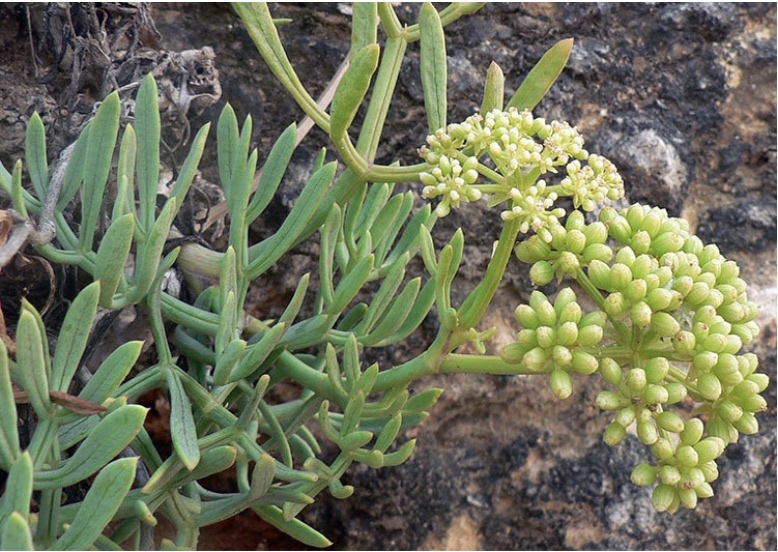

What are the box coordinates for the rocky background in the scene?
[0,3,775,550]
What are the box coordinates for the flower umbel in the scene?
[418,107,623,239]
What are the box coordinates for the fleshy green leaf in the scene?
[480,61,505,114]
[51,282,100,391]
[14,304,52,417]
[135,74,161,232]
[35,405,147,489]
[24,112,48,199]
[0,512,33,551]
[80,92,121,251]
[419,2,447,132]
[166,371,201,471]
[507,38,574,111]
[51,457,137,551]
[246,123,296,225]
[0,342,19,468]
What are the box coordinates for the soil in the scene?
[0,3,775,551]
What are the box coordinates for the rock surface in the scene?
[0,3,774,550]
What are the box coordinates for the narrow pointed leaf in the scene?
[419,2,447,131]
[35,405,147,489]
[166,371,200,471]
[15,307,52,417]
[135,74,161,232]
[25,113,48,198]
[51,282,100,391]
[171,123,210,208]
[480,61,505,114]
[351,3,377,52]
[57,124,90,210]
[1,512,33,551]
[0,342,19,468]
[246,123,297,224]
[81,92,120,251]
[253,505,333,549]
[507,38,574,111]
[51,457,137,551]
[330,44,380,142]
[94,213,134,306]
[0,452,33,523]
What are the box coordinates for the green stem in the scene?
[439,354,542,376]
[458,218,521,329]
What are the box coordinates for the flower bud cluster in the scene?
[500,288,605,400]
[419,155,482,217]
[506,201,767,512]
[418,108,624,238]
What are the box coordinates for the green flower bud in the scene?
[604,292,627,317]
[682,467,706,490]
[500,342,530,364]
[716,402,743,424]
[694,437,726,463]
[692,321,710,342]
[516,236,552,263]
[683,235,704,254]
[615,406,636,427]
[722,334,743,354]
[557,300,582,325]
[556,321,579,347]
[587,259,611,290]
[686,282,711,306]
[677,487,698,510]
[631,463,657,487]
[698,244,721,267]
[583,243,613,263]
[651,312,681,337]
[696,373,722,401]
[652,438,676,461]
[655,411,685,433]
[565,210,586,231]
[718,260,740,282]
[536,326,556,349]
[645,357,670,384]
[515,304,539,329]
[659,466,682,486]
[731,323,755,346]
[631,254,656,279]
[584,221,609,244]
[652,484,677,513]
[698,461,719,483]
[630,301,653,328]
[557,251,580,274]
[517,328,537,346]
[534,300,556,328]
[680,418,705,446]
[732,412,759,435]
[530,260,555,286]
[571,351,599,375]
[631,230,652,255]
[603,421,627,446]
[596,390,626,411]
[715,366,744,387]
[608,215,633,244]
[717,284,739,304]
[626,204,647,230]
[746,372,769,393]
[707,418,737,445]
[644,273,660,293]
[550,369,573,400]
[552,345,573,367]
[739,393,767,413]
[577,324,604,347]
[637,406,654,423]
[566,229,587,254]
[677,445,699,467]
[599,357,623,386]
[643,384,669,405]
[624,279,648,304]
[626,368,647,393]
[651,231,685,256]
[695,482,715,499]
[672,275,694,297]
[646,288,674,311]
[665,382,688,404]
[610,263,633,290]
[702,257,723,279]
[523,347,549,371]
[672,330,696,354]
[739,353,759,377]
[731,379,759,399]
[702,332,728,353]
[581,310,608,327]
[718,301,746,323]
[637,420,659,444]
[693,351,718,373]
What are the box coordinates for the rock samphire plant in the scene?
[0,3,768,549]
